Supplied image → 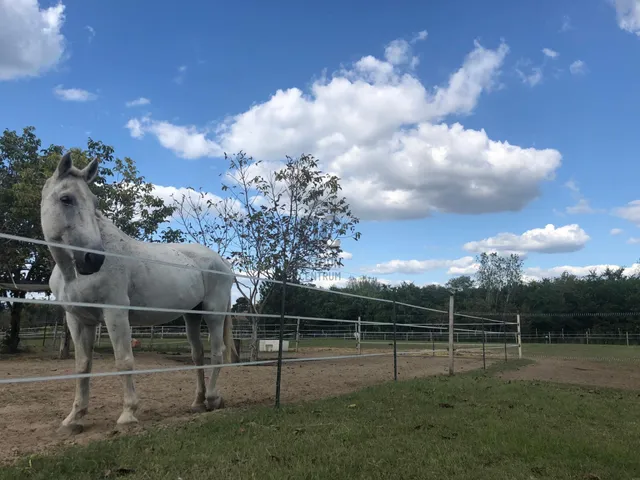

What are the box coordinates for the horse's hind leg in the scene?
[60,313,96,434]
[184,313,207,413]
[202,306,227,411]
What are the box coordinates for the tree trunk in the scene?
[59,321,71,359]
[250,318,259,362]
[1,290,25,354]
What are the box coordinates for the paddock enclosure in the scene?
[0,345,498,463]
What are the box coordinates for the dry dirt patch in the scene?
[498,357,640,391]
[0,349,485,463]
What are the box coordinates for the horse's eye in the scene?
[60,195,73,205]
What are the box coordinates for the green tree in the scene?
[0,126,177,353]
[475,252,523,312]
[173,151,361,360]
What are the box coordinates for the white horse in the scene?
[40,152,237,433]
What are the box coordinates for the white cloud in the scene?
[566,198,599,214]
[85,25,95,42]
[627,237,640,244]
[569,60,586,75]
[447,262,480,276]
[174,64,187,84]
[385,39,412,65]
[125,97,150,107]
[411,30,428,43]
[516,65,543,87]
[339,251,353,260]
[611,228,624,235]
[560,15,573,32]
[463,224,590,255]
[525,263,640,281]
[0,0,67,81]
[364,256,475,275]
[151,184,243,218]
[127,36,562,221]
[612,199,640,225]
[564,179,600,214]
[53,85,97,102]
[125,116,222,159]
[612,0,640,36]
[542,48,559,58]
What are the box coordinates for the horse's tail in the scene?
[223,300,238,364]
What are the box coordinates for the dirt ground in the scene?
[0,347,487,463]
[499,356,640,390]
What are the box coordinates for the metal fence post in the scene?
[448,293,454,376]
[393,302,398,381]
[516,314,522,359]
[357,316,361,355]
[275,275,288,409]
[481,315,486,370]
[295,318,300,352]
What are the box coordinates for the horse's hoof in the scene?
[206,396,224,411]
[57,423,84,436]
[116,411,139,426]
[190,404,207,414]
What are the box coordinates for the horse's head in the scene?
[41,151,106,275]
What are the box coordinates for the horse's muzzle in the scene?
[77,252,106,275]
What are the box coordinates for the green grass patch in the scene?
[3,359,640,479]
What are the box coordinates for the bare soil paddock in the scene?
[0,347,486,463]
[499,356,640,390]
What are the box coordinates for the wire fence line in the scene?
[0,230,520,408]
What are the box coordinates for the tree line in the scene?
[2,125,639,356]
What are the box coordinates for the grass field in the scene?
[2,359,640,479]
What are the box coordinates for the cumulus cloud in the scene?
[53,85,97,101]
[611,228,624,235]
[126,35,562,221]
[611,0,640,36]
[525,263,640,281]
[542,48,559,58]
[463,224,590,255]
[339,251,353,260]
[612,199,640,225]
[364,256,475,275]
[125,97,150,107]
[0,0,67,81]
[151,184,244,219]
[126,116,222,159]
[569,60,587,75]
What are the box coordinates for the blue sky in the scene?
[3,0,640,289]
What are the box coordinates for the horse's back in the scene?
[124,241,233,322]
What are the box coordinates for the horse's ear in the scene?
[82,158,99,184]
[56,152,73,178]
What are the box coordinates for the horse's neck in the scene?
[96,211,136,246]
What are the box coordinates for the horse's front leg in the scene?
[103,309,139,425]
[60,313,96,434]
